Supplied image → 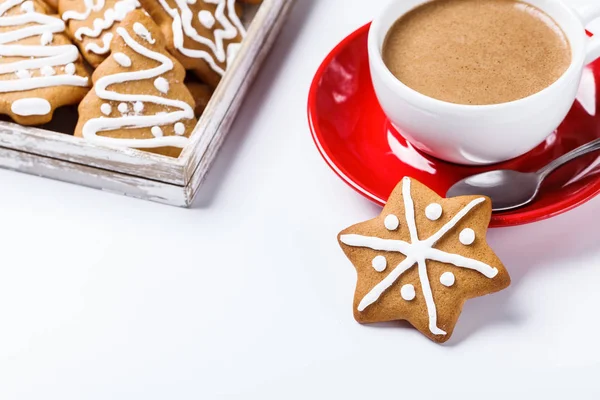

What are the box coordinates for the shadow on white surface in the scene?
[449,197,600,344]
[193,0,316,208]
[360,320,424,341]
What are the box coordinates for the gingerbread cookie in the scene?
[0,0,90,125]
[40,0,55,10]
[139,0,247,87]
[59,0,141,67]
[35,0,53,10]
[75,10,197,157]
[338,177,510,343]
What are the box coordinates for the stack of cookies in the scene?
[0,0,260,157]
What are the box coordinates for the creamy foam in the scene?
[382,0,571,105]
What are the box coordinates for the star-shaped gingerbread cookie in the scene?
[338,177,511,343]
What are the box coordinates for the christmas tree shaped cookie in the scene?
[338,177,511,343]
[59,0,141,67]
[0,0,90,125]
[140,0,248,87]
[75,10,197,157]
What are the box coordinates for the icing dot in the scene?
[154,77,169,94]
[64,63,75,75]
[118,102,128,113]
[151,126,163,137]
[174,122,185,135]
[198,10,215,29]
[425,203,443,221]
[20,1,34,13]
[40,31,53,46]
[384,214,399,231]
[440,272,455,287]
[459,228,476,246]
[113,52,131,67]
[371,255,387,272]
[133,101,144,113]
[16,69,30,79]
[40,65,55,76]
[400,284,416,301]
[100,103,112,115]
[133,22,156,44]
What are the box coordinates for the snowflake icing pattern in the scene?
[340,177,500,336]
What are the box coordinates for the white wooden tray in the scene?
[0,0,294,207]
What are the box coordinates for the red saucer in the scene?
[308,24,600,228]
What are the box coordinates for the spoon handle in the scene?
[537,137,600,180]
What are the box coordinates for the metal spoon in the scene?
[446,138,600,211]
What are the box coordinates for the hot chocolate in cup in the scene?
[369,0,600,165]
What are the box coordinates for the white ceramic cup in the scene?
[369,0,600,165]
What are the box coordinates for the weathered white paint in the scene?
[0,147,188,206]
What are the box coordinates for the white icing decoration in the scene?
[100,103,111,115]
[339,177,498,336]
[198,10,215,29]
[0,0,88,93]
[384,214,399,231]
[151,126,163,137]
[425,203,442,221]
[174,122,185,135]
[226,41,241,66]
[64,0,140,41]
[459,228,476,246]
[62,0,105,22]
[440,272,455,287]
[64,63,75,75]
[154,76,169,93]
[133,22,155,44]
[155,0,246,76]
[85,32,113,55]
[11,97,51,116]
[371,255,387,272]
[81,26,193,149]
[133,101,143,113]
[117,102,128,113]
[113,51,131,67]
[40,31,52,45]
[400,284,415,301]
[40,65,55,76]
[224,0,245,39]
[16,69,30,79]
[19,0,32,13]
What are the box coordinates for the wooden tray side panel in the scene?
[0,148,188,206]
[0,123,186,185]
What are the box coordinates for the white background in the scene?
[1,1,600,399]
